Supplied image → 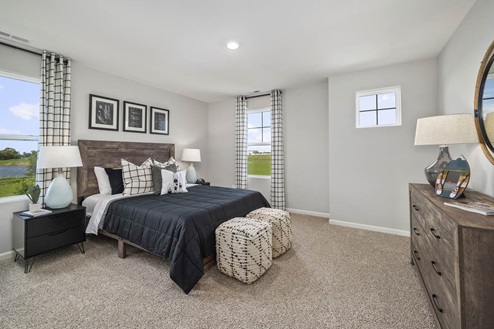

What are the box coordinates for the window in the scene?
[247,108,271,176]
[356,86,401,128]
[0,73,40,198]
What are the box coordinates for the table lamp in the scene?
[414,114,478,187]
[37,145,83,208]
[181,148,201,183]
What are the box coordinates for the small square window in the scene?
[356,86,401,128]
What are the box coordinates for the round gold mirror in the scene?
[475,40,494,164]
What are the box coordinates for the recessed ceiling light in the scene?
[226,41,239,50]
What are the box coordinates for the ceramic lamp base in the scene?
[45,172,73,209]
[186,163,197,183]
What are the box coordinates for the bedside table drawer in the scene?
[27,210,85,238]
[25,225,85,257]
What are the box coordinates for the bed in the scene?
[77,140,270,293]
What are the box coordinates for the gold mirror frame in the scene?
[474,40,494,164]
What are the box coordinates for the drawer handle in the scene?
[48,228,69,236]
[412,204,420,212]
[430,228,440,239]
[432,294,444,313]
[431,261,442,276]
[413,227,421,236]
[413,250,421,260]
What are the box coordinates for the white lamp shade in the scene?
[181,148,201,162]
[38,146,83,169]
[414,114,479,146]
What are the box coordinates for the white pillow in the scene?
[161,169,188,194]
[121,159,154,195]
[94,166,111,195]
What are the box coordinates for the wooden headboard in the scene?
[77,140,175,198]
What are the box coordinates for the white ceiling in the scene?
[0,0,475,103]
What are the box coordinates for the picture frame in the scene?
[89,94,119,131]
[435,157,470,199]
[150,107,169,135]
[123,101,147,133]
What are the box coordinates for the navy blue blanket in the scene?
[103,185,270,293]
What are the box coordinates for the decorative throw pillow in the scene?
[94,166,111,195]
[161,169,188,194]
[149,157,181,194]
[121,159,154,195]
[104,168,124,194]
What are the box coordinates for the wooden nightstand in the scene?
[12,204,86,273]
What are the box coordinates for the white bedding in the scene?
[83,193,125,235]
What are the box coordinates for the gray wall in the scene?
[0,50,209,257]
[328,59,438,232]
[208,80,329,215]
[438,0,494,196]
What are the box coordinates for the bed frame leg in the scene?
[118,239,127,258]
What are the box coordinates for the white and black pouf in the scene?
[246,207,292,258]
[215,218,272,284]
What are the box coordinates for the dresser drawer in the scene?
[26,210,85,238]
[25,225,85,258]
[425,269,459,329]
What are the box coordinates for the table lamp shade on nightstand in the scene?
[414,114,478,187]
[37,146,83,209]
[181,148,201,183]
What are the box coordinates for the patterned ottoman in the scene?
[215,218,272,284]
[246,207,292,258]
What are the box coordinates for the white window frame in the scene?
[355,86,402,128]
[247,107,271,178]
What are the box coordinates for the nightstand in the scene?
[12,204,86,273]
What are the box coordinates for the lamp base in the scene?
[45,172,73,209]
[186,163,197,184]
[425,146,452,187]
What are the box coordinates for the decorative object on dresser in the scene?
[409,183,494,329]
[12,204,86,273]
[25,184,41,213]
[181,148,201,183]
[474,39,494,164]
[89,94,119,131]
[434,157,470,199]
[37,145,83,209]
[123,101,147,133]
[149,106,169,135]
[414,114,478,187]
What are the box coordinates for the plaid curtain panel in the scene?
[121,159,155,195]
[270,89,285,210]
[36,51,72,205]
[235,96,248,189]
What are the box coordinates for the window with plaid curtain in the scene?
[36,51,72,205]
[235,96,248,189]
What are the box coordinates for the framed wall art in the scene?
[150,107,169,135]
[89,94,119,131]
[123,101,147,133]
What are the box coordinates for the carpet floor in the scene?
[0,214,437,329]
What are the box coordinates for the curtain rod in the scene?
[0,40,42,56]
[244,90,282,99]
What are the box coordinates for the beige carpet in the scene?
[0,214,437,329]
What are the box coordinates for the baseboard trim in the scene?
[0,250,14,261]
[329,219,410,237]
[286,208,330,218]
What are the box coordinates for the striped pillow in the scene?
[121,159,154,195]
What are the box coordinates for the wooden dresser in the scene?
[409,183,494,329]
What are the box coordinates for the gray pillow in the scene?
[151,163,179,194]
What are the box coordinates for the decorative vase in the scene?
[29,203,42,213]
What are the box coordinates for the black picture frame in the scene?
[123,101,147,133]
[150,107,169,135]
[89,94,119,131]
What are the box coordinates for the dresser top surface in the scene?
[410,183,494,230]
